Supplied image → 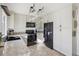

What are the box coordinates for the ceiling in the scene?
[2,3,71,15]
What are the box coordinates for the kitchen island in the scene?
[3,35,29,56]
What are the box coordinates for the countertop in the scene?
[3,34,29,56]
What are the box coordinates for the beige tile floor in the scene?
[0,47,4,56]
[27,43,64,56]
[0,34,64,56]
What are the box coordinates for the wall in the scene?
[53,4,72,56]
[7,11,15,29]
[7,12,27,32]
[35,17,45,32]
[14,13,26,32]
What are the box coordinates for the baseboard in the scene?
[53,49,66,56]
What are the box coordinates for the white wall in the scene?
[35,17,45,31]
[14,13,26,32]
[53,4,72,56]
[7,11,15,29]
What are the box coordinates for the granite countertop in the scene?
[3,34,29,56]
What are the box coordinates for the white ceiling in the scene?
[4,3,31,15]
[3,3,71,15]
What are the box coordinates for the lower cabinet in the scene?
[27,34,37,46]
[26,30,37,46]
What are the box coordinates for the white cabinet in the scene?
[7,11,14,29]
[53,6,72,56]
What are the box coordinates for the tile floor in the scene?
[0,47,3,56]
[0,33,64,56]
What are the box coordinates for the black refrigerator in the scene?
[44,22,53,49]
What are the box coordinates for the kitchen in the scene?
[0,3,72,56]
